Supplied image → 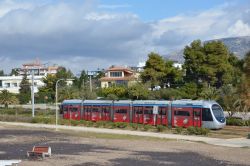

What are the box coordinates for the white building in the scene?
[0,75,45,93]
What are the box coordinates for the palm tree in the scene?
[0,90,19,108]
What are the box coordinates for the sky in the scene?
[0,0,249,74]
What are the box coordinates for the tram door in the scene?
[133,106,143,124]
[84,105,92,121]
[63,105,69,119]
[193,108,201,127]
[157,107,168,125]
[102,106,111,121]
[92,106,101,121]
[69,105,81,120]
[143,106,154,125]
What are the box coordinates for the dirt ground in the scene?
[0,125,249,166]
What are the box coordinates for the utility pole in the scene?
[89,74,92,92]
[31,70,35,117]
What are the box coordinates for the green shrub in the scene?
[187,126,209,135]
[70,120,80,126]
[129,123,138,130]
[244,120,250,126]
[156,125,166,132]
[115,122,128,129]
[175,127,183,134]
[86,121,94,127]
[94,121,106,128]
[142,124,152,131]
[247,133,250,139]
[226,118,245,126]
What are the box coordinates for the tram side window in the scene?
[133,107,143,114]
[63,106,68,112]
[70,107,78,112]
[202,108,213,121]
[92,107,100,112]
[159,107,167,115]
[174,111,190,116]
[85,106,92,112]
[144,106,153,114]
[103,106,110,113]
[115,108,128,114]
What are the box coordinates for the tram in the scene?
[60,99,226,129]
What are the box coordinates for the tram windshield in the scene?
[212,104,225,122]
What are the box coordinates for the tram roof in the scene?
[62,99,82,104]
[83,100,113,104]
[132,100,170,105]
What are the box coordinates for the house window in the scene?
[5,83,10,87]
[13,83,18,87]
[110,72,122,77]
[116,80,127,86]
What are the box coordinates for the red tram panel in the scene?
[172,107,193,127]
[113,106,130,122]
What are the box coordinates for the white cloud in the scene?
[228,20,250,36]
[0,0,249,74]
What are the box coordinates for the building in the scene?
[0,75,44,93]
[0,59,59,94]
[100,66,139,88]
[14,59,58,76]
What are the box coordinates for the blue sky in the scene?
[0,0,249,73]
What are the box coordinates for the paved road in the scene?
[0,127,246,166]
[0,122,249,148]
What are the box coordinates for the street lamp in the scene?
[55,78,74,131]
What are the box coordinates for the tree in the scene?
[38,66,74,102]
[73,70,88,89]
[19,74,31,104]
[128,82,149,99]
[141,52,166,88]
[183,40,236,88]
[0,90,19,108]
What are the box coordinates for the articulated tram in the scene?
[60,99,226,129]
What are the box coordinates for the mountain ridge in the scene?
[166,36,250,63]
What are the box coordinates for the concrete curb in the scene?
[0,121,249,148]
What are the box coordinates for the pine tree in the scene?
[19,74,31,104]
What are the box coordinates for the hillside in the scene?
[166,36,250,62]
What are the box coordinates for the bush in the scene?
[70,120,80,126]
[86,121,94,127]
[175,127,183,134]
[115,122,128,129]
[247,133,250,139]
[226,118,245,126]
[156,125,166,132]
[105,121,116,129]
[94,121,106,128]
[244,120,250,126]
[129,123,138,130]
[187,127,209,135]
[142,124,152,131]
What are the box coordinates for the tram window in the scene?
[103,107,110,113]
[133,107,143,114]
[202,108,213,121]
[194,111,200,116]
[63,106,68,112]
[174,111,190,116]
[159,107,167,115]
[144,106,153,114]
[70,107,78,112]
[115,109,127,114]
[92,107,100,112]
[85,106,92,112]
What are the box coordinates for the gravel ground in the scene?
[0,125,249,166]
